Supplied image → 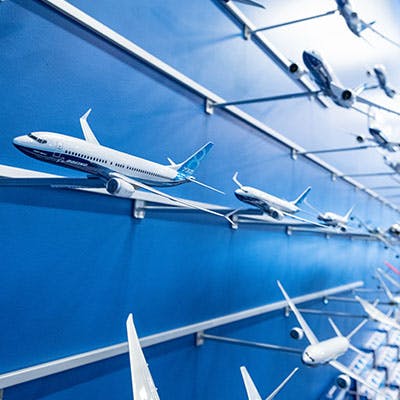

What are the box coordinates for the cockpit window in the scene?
[304,351,315,362]
[28,133,47,144]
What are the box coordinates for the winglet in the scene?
[233,172,243,188]
[80,108,100,145]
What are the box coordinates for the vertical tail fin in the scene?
[126,314,160,400]
[344,205,355,221]
[174,142,214,176]
[292,186,312,206]
[240,367,262,400]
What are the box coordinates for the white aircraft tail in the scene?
[240,366,298,400]
[292,186,312,206]
[232,172,243,188]
[126,314,160,400]
[80,109,100,145]
[344,205,355,221]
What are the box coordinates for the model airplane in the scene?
[232,172,324,226]
[367,66,397,99]
[376,269,400,304]
[240,366,298,400]
[305,201,354,232]
[336,0,400,49]
[355,296,400,331]
[225,0,265,9]
[378,267,400,290]
[278,281,382,394]
[213,51,400,117]
[7,109,235,226]
[353,108,400,152]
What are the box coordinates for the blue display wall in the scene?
[1,0,400,399]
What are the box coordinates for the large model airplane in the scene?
[127,313,298,400]
[212,51,400,117]
[7,109,235,226]
[240,366,298,400]
[353,108,400,152]
[376,269,400,305]
[232,172,323,226]
[278,281,382,394]
[355,296,400,331]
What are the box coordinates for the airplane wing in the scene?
[0,176,104,188]
[329,360,382,396]
[109,172,235,227]
[265,368,299,400]
[240,367,262,400]
[368,25,400,50]
[356,95,400,117]
[282,212,327,228]
[277,281,319,345]
[126,314,160,400]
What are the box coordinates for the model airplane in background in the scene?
[212,51,400,117]
[232,172,324,226]
[4,109,235,226]
[277,281,381,394]
[376,269,400,305]
[240,366,298,400]
[305,201,354,232]
[378,267,400,290]
[367,65,397,99]
[352,108,400,152]
[355,296,400,331]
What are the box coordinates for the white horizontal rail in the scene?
[0,280,363,389]
[37,0,399,213]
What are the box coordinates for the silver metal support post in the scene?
[295,144,379,156]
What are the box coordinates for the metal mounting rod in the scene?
[211,90,319,109]
[370,186,400,190]
[198,333,303,354]
[340,172,396,178]
[295,308,367,319]
[295,144,379,156]
[0,281,363,389]
[249,9,337,34]
[326,296,391,305]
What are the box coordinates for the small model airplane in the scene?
[366,66,397,99]
[335,0,400,49]
[376,269,400,304]
[352,108,400,153]
[240,366,298,400]
[232,172,323,226]
[355,296,400,331]
[5,109,235,226]
[211,51,400,117]
[278,281,382,394]
[305,201,354,232]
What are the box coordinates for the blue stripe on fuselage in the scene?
[13,144,188,188]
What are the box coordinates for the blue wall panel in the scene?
[1,0,400,399]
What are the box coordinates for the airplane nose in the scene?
[13,135,29,147]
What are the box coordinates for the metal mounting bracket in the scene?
[133,199,146,219]
[291,149,298,160]
[195,331,205,347]
[205,98,215,115]
[243,24,251,40]
[286,226,293,236]
[331,173,337,182]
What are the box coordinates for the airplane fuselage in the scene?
[13,132,185,188]
[302,337,349,366]
[234,186,298,217]
[318,212,347,228]
[336,0,365,36]
[368,127,398,152]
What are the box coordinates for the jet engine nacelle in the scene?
[106,178,135,198]
[288,63,305,79]
[269,208,284,220]
[290,327,304,340]
[356,135,365,143]
[331,84,355,108]
[336,374,351,390]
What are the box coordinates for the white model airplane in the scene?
[377,267,400,290]
[225,0,265,9]
[305,201,354,232]
[240,366,298,400]
[355,296,400,331]
[353,108,400,153]
[232,172,323,226]
[278,281,382,394]
[7,109,235,226]
[376,269,400,305]
[127,314,160,400]
[214,51,400,117]
[367,66,397,99]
